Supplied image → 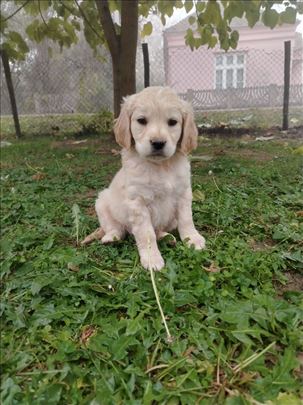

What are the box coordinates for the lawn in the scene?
[1,106,302,139]
[1,134,302,405]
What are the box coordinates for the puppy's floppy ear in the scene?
[180,105,198,155]
[114,97,132,149]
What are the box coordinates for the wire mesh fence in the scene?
[1,44,113,115]
[1,18,303,138]
[170,48,303,110]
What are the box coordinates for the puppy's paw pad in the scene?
[157,232,177,246]
[101,234,119,244]
[185,234,206,250]
[140,252,165,271]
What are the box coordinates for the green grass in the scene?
[0,111,113,139]
[1,135,303,405]
[195,107,303,129]
[1,106,302,139]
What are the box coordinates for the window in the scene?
[215,53,245,89]
[226,69,233,88]
[215,70,223,89]
[216,55,223,66]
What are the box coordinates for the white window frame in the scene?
[214,53,246,90]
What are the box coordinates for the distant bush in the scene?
[0,110,114,139]
[80,110,113,135]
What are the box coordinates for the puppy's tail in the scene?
[80,227,105,246]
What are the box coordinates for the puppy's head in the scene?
[114,86,198,160]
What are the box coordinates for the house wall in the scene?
[164,23,302,92]
[165,45,214,92]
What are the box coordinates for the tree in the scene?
[1,0,303,117]
[1,48,22,138]
[95,1,139,116]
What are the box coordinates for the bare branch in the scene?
[73,0,104,43]
[38,0,49,29]
[2,0,31,22]
[95,0,119,60]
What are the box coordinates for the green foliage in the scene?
[185,0,302,51]
[1,0,302,61]
[2,108,303,139]
[1,135,302,404]
[80,0,106,52]
[0,111,114,138]
[25,17,79,47]
[1,1,79,59]
[141,21,153,38]
[1,30,29,61]
[80,110,114,135]
[262,8,279,29]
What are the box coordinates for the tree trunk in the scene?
[1,49,22,138]
[95,0,138,117]
[112,60,122,117]
[119,0,138,105]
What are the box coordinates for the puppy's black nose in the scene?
[150,140,166,150]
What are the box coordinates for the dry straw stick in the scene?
[147,235,174,344]
[232,341,276,374]
[72,203,81,245]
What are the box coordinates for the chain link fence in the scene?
[1,18,303,138]
[167,47,302,133]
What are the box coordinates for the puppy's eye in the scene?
[168,119,177,127]
[137,117,147,125]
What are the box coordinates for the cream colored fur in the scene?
[93,86,205,270]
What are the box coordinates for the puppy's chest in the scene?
[132,169,186,203]
[148,176,175,200]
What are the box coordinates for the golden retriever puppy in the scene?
[89,86,205,270]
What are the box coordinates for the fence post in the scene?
[142,43,150,88]
[1,49,22,138]
[282,40,291,130]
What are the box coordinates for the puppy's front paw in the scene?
[184,233,206,250]
[140,250,165,271]
[101,231,121,244]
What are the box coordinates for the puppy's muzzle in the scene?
[150,140,166,151]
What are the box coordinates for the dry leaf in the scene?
[255,136,275,141]
[205,262,220,273]
[32,173,45,181]
[293,146,303,155]
[68,262,80,272]
[80,325,97,345]
[72,140,87,145]
[192,190,205,202]
[190,155,213,161]
[111,149,120,156]
[183,346,196,357]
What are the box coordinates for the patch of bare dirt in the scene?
[276,271,303,295]
[249,239,275,251]
[51,139,89,149]
[74,189,97,201]
[230,148,274,162]
[0,162,14,169]
[85,206,97,217]
[51,136,117,152]
[198,125,303,140]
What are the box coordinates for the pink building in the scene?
[163,17,303,110]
